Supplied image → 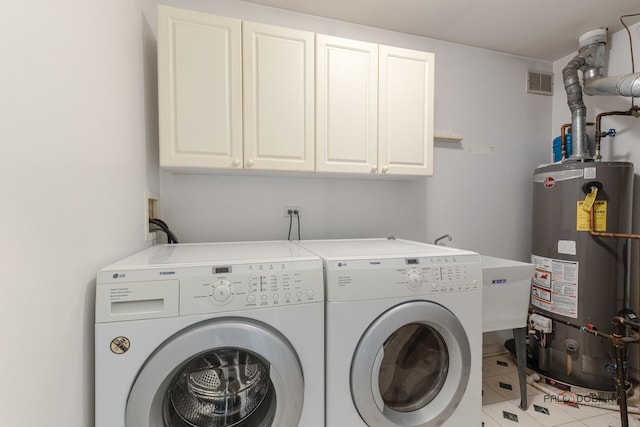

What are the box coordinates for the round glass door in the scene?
[351,301,471,427]
[125,319,304,427]
[378,323,448,413]
[164,348,276,427]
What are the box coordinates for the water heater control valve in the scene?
[529,313,553,334]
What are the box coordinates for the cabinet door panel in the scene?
[316,35,378,174]
[379,46,434,176]
[158,6,242,169]
[243,22,315,171]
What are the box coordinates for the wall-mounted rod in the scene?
[434,134,463,142]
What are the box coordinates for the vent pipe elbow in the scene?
[563,54,590,159]
[562,28,607,160]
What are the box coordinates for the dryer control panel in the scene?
[324,255,482,302]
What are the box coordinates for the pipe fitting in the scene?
[563,54,590,159]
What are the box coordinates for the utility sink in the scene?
[481,255,535,333]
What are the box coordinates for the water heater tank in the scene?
[529,161,633,391]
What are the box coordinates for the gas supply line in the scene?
[528,307,639,427]
[588,197,640,240]
[593,107,640,160]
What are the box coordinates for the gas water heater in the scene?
[529,162,633,391]
[527,26,639,391]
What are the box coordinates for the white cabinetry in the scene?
[158,6,242,170]
[243,22,315,172]
[158,6,434,176]
[316,37,434,176]
[316,35,378,174]
[379,46,434,176]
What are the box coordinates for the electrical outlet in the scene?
[145,191,160,242]
[283,206,302,218]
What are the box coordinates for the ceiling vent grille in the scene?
[527,71,553,95]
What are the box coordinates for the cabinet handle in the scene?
[381,166,389,174]
[232,159,240,167]
[246,159,254,168]
[371,165,378,174]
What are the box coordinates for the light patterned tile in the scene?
[484,359,503,377]
[552,422,588,426]
[580,411,640,427]
[484,384,511,405]
[482,411,503,427]
[503,372,545,399]
[508,395,578,426]
[484,373,523,401]
[482,400,545,426]
[481,354,640,427]
[554,399,619,421]
[485,354,519,375]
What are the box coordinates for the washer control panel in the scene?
[96,259,323,322]
[179,260,323,315]
[324,255,482,302]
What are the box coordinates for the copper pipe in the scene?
[594,107,640,160]
[589,207,640,240]
[561,123,571,160]
[528,308,615,340]
[614,315,640,332]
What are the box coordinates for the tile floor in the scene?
[482,353,640,427]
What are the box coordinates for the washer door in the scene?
[125,318,304,427]
[351,301,471,427]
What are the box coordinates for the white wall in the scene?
[0,1,558,425]
[158,0,552,261]
[0,1,159,426]
[552,22,640,375]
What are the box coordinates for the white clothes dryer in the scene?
[95,241,324,427]
[296,238,483,427]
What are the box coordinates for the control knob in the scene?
[212,282,232,303]
[407,269,423,290]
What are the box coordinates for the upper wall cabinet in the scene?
[315,37,434,176]
[379,46,434,176]
[243,22,315,172]
[157,6,434,176]
[316,35,379,174]
[158,6,243,170]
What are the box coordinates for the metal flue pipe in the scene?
[562,29,606,160]
[585,74,640,97]
[563,55,589,159]
[563,28,640,160]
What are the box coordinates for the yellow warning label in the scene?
[576,200,607,231]
[581,189,598,212]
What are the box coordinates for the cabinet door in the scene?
[158,6,242,170]
[379,46,434,176]
[316,35,378,174]
[243,22,315,172]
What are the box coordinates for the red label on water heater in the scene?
[544,177,555,188]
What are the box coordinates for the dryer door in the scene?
[125,318,304,427]
[351,301,470,427]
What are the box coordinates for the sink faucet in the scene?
[434,234,452,245]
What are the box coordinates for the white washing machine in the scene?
[296,238,483,427]
[95,241,324,427]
